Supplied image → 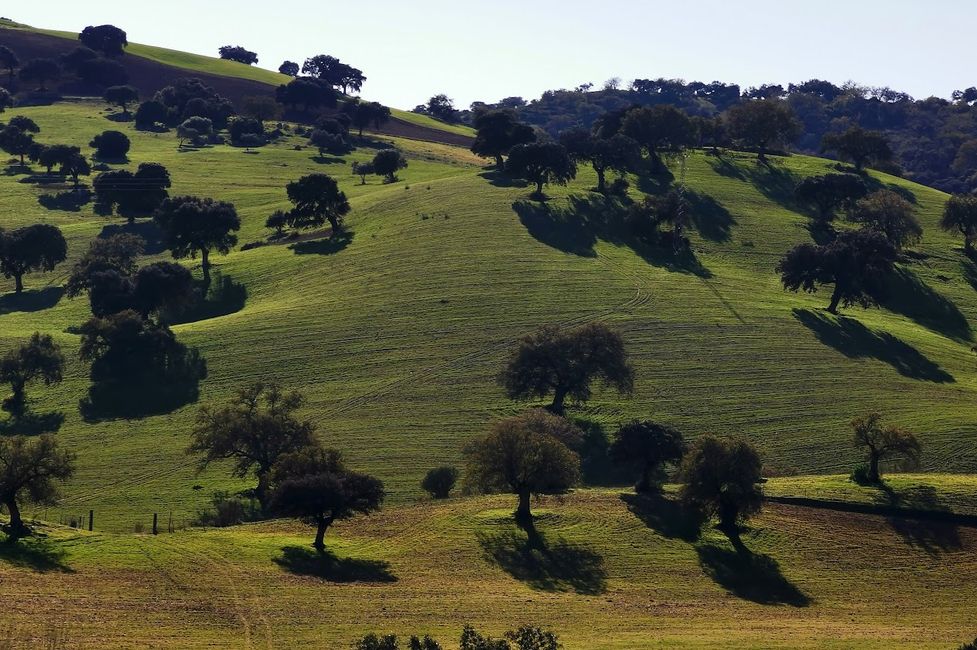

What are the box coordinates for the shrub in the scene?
[850,463,874,486]
[89,130,130,159]
[958,638,977,650]
[355,635,399,650]
[193,491,260,527]
[421,466,458,499]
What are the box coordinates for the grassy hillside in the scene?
[2,99,977,533]
[2,489,976,648]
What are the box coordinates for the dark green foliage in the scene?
[7,116,38,134]
[29,143,75,175]
[309,129,348,156]
[0,88,11,113]
[850,413,920,484]
[459,625,561,650]
[506,142,576,197]
[372,149,408,183]
[0,224,67,294]
[421,466,458,499]
[130,261,195,319]
[472,109,536,167]
[154,195,239,281]
[343,99,391,136]
[103,85,138,114]
[355,634,399,650]
[777,229,896,313]
[941,193,977,252]
[301,55,366,94]
[957,638,977,650]
[177,116,213,147]
[621,104,696,169]
[77,57,128,87]
[463,412,581,523]
[793,173,867,222]
[0,125,34,165]
[66,234,144,299]
[610,421,685,493]
[193,490,261,527]
[61,149,90,187]
[134,100,168,130]
[155,78,234,129]
[724,99,801,161]
[228,116,265,147]
[278,60,299,77]
[89,130,130,159]
[59,46,97,73]
[286,173,351,234]
[275,77,337,112]
[241,95,281,122]
[218,46,258,65]
[78,25,128,57]
[94,163,171,223]
[460,626,510,650]
[352,161,375,185]
[499,322,634,413]
[821,126,893,171]
[423,94,458,122]
[0,333,64,419]
[0,45,18,82]
[19,58,60,90]
[680,434,763,536]
[0,435,74,537]
[852,190,921,249]
[188,382,316,506]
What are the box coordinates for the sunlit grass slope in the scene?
[1,100,976,533]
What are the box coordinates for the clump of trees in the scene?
[284,173,350,236]
[621,104,696,171]
[373,149,408,183]
[154,195,240,283]
[218,46,258,65]
[505,142,576,198]
[301,54,366,94]
[93,162,171,224]
[610,421,685,494]
[941,193,977,253]
[499,322,633,414]
[680,434,764,538]
[560,129,640,194]
[276,77,337,113]
[0,435,75,538]
[415,94,459,123]
[850,413,920,485]
[421,466,458,499]
[342,99,391,137]
[471,109,536,168]
[79,25,128,57]
[625,188,693,251]
[0,45,18,84]
[278,61,299,77]
[19,58,61,91]
[0,224,68,294]
[138,78,234,130]
[0,333,64,420]
[724,99,800,162]
[103,85,138,116]
[0,122,35,165]
[821,126,893,172]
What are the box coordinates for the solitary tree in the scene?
[188,382,318,506]
[499,322,634,413]
[0,45,18,83]
[679,434,763,538]
[424,94,458,122]
[851,413,921,484]
[278,60,299,77]
[0,125,34,165]
[19,58,60,91]
[285,173,351,235]
[821,126,893,172]
[0,224,68,294]
[421,466,459,499]
[610,421,685,494]
[177,116,213,148]
[90,129,131,159]
[265,210,289,237]
[941,194,977,253]
[61,149,91,188]
[852,190,921,249]
[793,173,867,222]
[103,85,138,115]
[777,229,896,313]
[218,46,258,65]
[7,116,39,134]
[463,414,581,524]
[621,105,697,170]
[78,25,128,57]
[724,99,801,162]
[0,435,75,538]
[352,161,375,185]
[505,142,576,197]
[154,196,240,283]
[561,130,641,194]
[0,333,64,419]
[471,109,536,168]
[372,149,408,183]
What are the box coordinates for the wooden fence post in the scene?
[152,513,158,535]
[88,510,93,532]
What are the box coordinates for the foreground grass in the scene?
[2,489,976,648]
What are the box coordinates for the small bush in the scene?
[421,466,458,499]
[355,634,399,650]
[850,463,875,486]
[193,491,260,527]
[90,130,130,159]
[959,638,977,650]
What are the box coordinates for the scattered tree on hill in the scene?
[724,99,801,162]
[343,99,391,136]
[0,224,67,294]
[0,435,74,538]
[7,116,38,134]
[941,193,977,253]
[850,412,921,484]
[265,210,289,237]
[621,104,697,171]
[422,94,458,122]
[154,195,240,283]
[79,25,128,57]
[309,129,348,156]
[372,148,408,183]
[61,148,91,188]
[66,233,144,298]
[777,229,896,313]
[793,173,867,222]
[421,466,459,499]
[505,142,576,197]
[285,173,351,235]
[275,77,337,112]
[218,46,258,65]
[561,129,641,194]
[0,125,34,165]
[499,322,634,413]
[188,382,319,506]
[278,60,299,77]
[625,188,693,251]
[228,116,265,147]
[19,58,60,91]
[77,57,128,88]
[0,88,11,114]
[821,126,893,172]
[90,129,130,159]
[679,434,763,538]
[129,261,195,319]
[154,78,234,129]
[852,190,921,249]
[29,143,75,175]
[0,333,64,419]
[134,99,168,130]
[463,412,581,524]
[177,116,213,148]
[93,163,171,224]
[103,85,138,115]
[0,45,18,83]
[269,446,385,551]
[352,161,374,185]
[610,421,685,494]
[241,95,281,122]
[302,55,366,94]
[471,109,537,168]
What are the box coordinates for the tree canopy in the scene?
[154,196,240,282]
[941,193,977,252]
[471,109,536,168]
[821,126,893,171]
[0,435,75,537]
[852,190,921,249]
[679,434,763,537]
[0,224,68,294]
[724,99,800,161]
[0,333,64,419]
[285,173,351,235]
[610,421,685,493]
[218,46,258,65]
[505,142,576,197]
[851,413,921,484]
[793,173,867,222]
[79,25,128,57]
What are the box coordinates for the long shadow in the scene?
[311,154,347,165]
[476,521,607,595]
[707,155,747,181]
[0,411,65,436]
[0,536,73,573]
[38,189,92,212]
[793,309,954,383]
[880,267,971,341]
[479,169,527,189]
[876,484,962,556]
[621,492,705,542]
[685,189,735,243]
[512,199,598,257]
[739,162,803,212]
[574,420,625,487]
[99,221,166,255]
[105,112,133,123]
[80,378,202,423]
[290,231,353,255]
[696,544,810,606]
[164,273,247,325]
[0,287,64,316]
[273,545,396,583]
[634,167,675,196]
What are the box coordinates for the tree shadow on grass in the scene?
[880,267,971,341]
[476,521,607,595]
[875,484,962,556]
[792,309,954,383]
[696,544,809,606]
[105,111,133,123]
[99,221,166,255]
[273,545,396,583]
[620,492,705,543]
[739,161,803,212]
[512,199,597,257]
[0,535,73,573]
[0,287,64,316]
[38,189,92,212]
[79,369,204,423]
[164,272,247,325]
[479,169,527,189]
[0,411,65,436]
[685,189,736,243]
[311,155,346,165]
[289,231,353,255]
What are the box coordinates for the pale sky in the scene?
[8,1,975,110]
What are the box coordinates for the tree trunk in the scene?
[494,154,504,169]
[3,497,25,537]
[635,463,652,494]
[13,273,23,294]
[966,236,973,254]
[6,381,25,418]
[515,489,532,525]
[868,453,881,484]
[255,470,270,509]
[595,166,607,194]
[550,387,568,414]
[535,180,544,196]
[827,285,842,314]
[201,249,211,285]
[328,216,342,238]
